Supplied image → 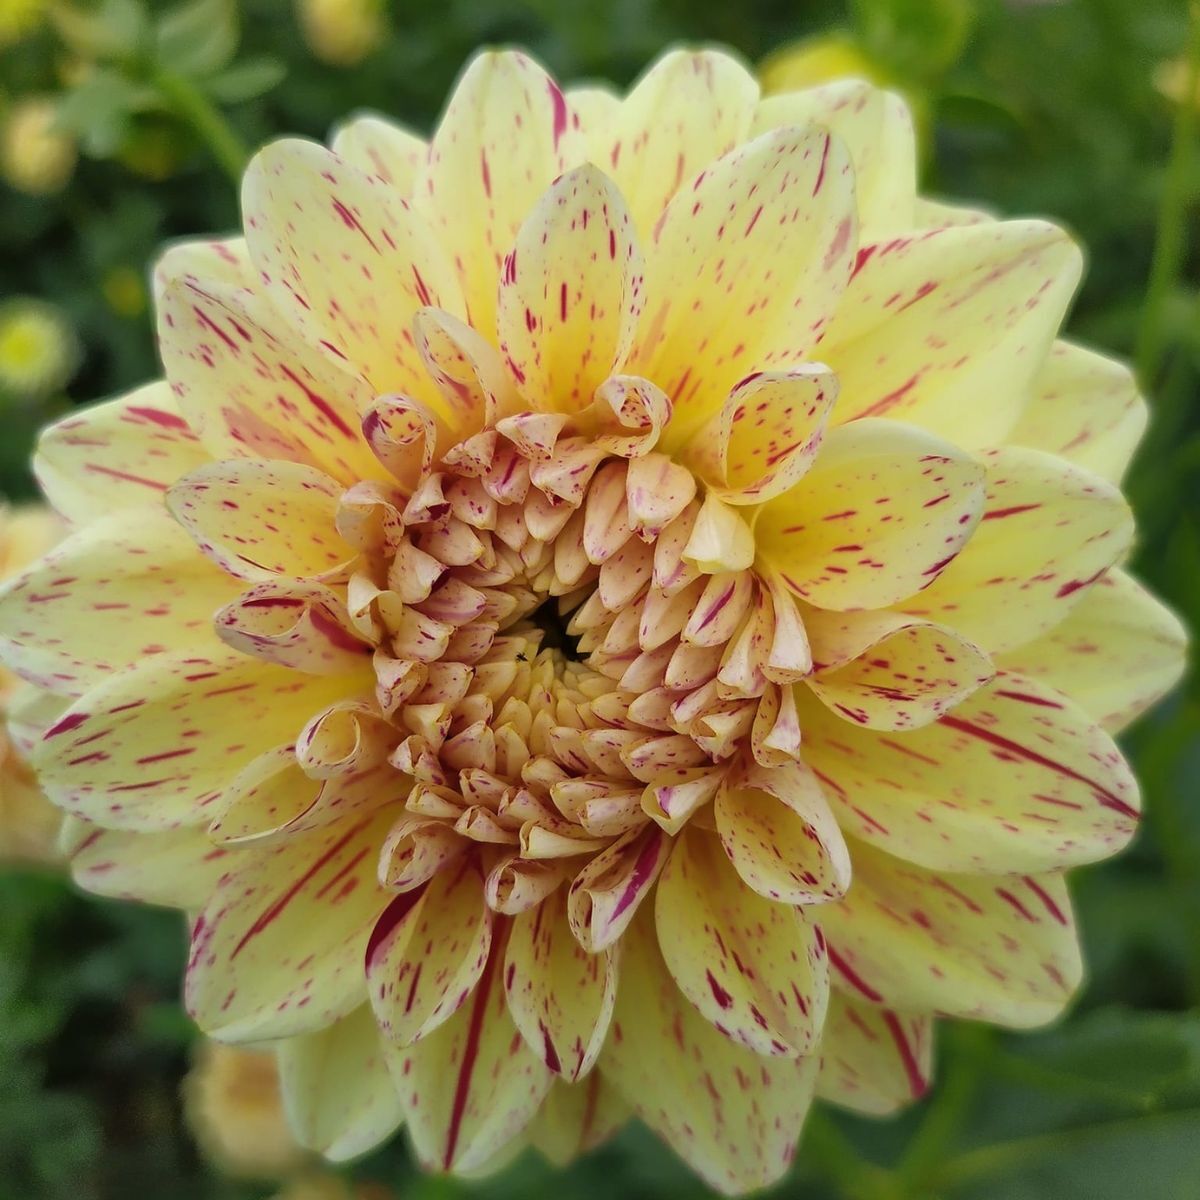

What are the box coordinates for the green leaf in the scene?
[153,0,239,78]
[204,56,287,104]
[850,0,974,80]
[55,70,160,157]
[50,0,151,63]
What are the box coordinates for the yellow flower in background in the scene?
[1,96,76,195]
[185,1040,309,1179]
[0,0,47,48]
[297,0,383,67]
[0,505,63,866]
[0,299,79,397]
[102,267,148,319]
[0,48,1186,1194]
[759,31,885,94]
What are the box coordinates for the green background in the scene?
[2,0,1198,1197]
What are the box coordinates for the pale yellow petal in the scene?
[528,1074,628,1166]
[799,671,1139,873]
[564,84,619,164]
[997,569,1187,733]
[243,137,462,397]
[33,382,210,524]
[601,911,819,1195]
[819,841,1082,1027]
[384,933,553,1173]
[816,995,932,1115]
[752,79,917,235]
[755,418,985,611]
[1008,340,1147,483]
[904,446,1134,654]
[186,808,395,1039]
[152,235,253,309]
[656,826,828,1057]
[633,126,856,448]
[817,220,1081,448]
[496,165,644,410]
[330,114,426,193]
[414,50,584,336]
[34,647,366,829]
[504,886,617,1081]
[0,507,238,696]
[277,1004,404,1161]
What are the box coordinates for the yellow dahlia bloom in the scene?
[0,505,64,865]
[297,0,383,67]
[1,96,76,196]
[0,49,1186,1194]
[0,298,79,397]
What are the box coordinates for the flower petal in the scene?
[528,1075,628,1166]
[601,911,819,1195]
[67,822,232,908]
[655,826,829,1057]
[817,221,1081,448]
[816,995,932,1115]
[819,841,1082,1027]
[904,446,1134,654]
[414,50,583,336]
[634,126,856,447]
[497,164,644,410]
[1007,340,1147,484]
[755,418,985,611]
[997,569,1187,733]
[330,114,426,193]
[186,808,395,1039]
[242,137,462,397]
[168,459,356,582]
[384,930,553,1173]
[603,49,759,237]
[277,1004,405,1161]
[0,507,238,696]
[752,79,917,235]
[799,671,1139,873]
[366,859,493,1046]
[157,277,381,485]
[504,886,617,1081]
[714,759,851,905]
[152,236,254,307]
[33,382,209,523]
[804,607,994,731]
[34,647,366,829]
[686,364,838,504]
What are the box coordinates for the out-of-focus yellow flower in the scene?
[0,47,1187,1196]
[1155,56,1200,107]
[0,299,78,398]
[760,32,884,94]
[185,1040,309,1180]
[296,0,383,66]
[1,96,76,195]
[0,0,47,48]
[102,267,148,319]
[0,506,63,866]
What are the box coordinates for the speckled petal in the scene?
[168,459,357,582]
[367,859,493,1046]
[818,220,1081,447]
[566,822,668,952]
[997,569,1188,733]
[1007,340,1148,483]
[756,418,985,611]
[384,929,554,1173]
[504,886,617,1081]
[277,1004,405,1161]
[601,911,819,1196]
[243,138,462,397]
[497,165,644,411]
[904,446,1134,654]
[414,50,584,336]
[330,114,427,194]
[752,79,917,235]
[528,1074,628,1166]
[634,126,856,448]
[33,647,366,829]
[820,842,1082,1027]
[152,236,253,308]
[0,507,238,696]
[602,49,759,237]
[656,826,828,1057]
[815,995,932,1115]
[33,382,210,523]
[186,808,394,1039]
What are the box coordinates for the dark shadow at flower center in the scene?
[529,597,583,661]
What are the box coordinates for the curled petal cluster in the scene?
[0,48,1185,1195]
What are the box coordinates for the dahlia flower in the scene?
[0,48,1186,1194]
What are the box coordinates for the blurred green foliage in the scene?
[1,0,1198,1198]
